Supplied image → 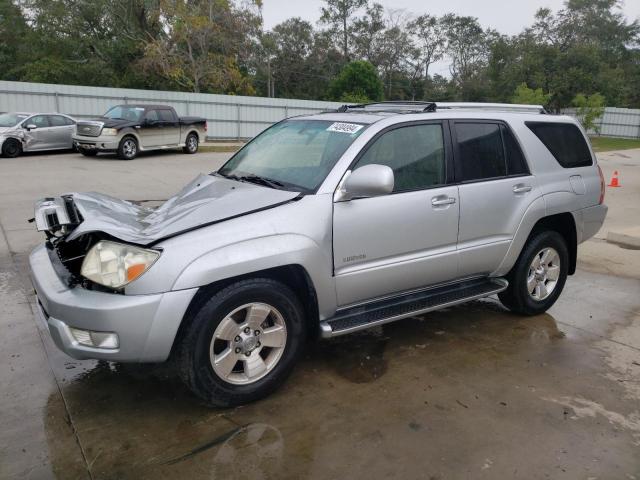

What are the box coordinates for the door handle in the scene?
[431,196,456,206]
[513,184,532,194]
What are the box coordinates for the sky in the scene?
[261,0,640,76]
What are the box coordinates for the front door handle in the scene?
[513,184,532,194]
[431,196,456,207]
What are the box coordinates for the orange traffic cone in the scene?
[608,171,620,187]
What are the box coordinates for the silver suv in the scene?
[29,102,607,406]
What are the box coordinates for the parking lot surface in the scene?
[1,148,639,479]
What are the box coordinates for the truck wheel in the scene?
[1,138,22,158]
[183,133,199,154]
[177,278,306,407]
[117,136,138,160]
[498,231,569,316]
[79,149,98,157]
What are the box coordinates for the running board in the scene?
[320,278,508,338]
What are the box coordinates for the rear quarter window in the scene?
[526,121,593,168]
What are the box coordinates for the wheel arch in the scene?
[528,212,577,275]
[168,264,320,360]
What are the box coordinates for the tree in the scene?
[408,14,445,78]
[139,0,260,94]
[320,0,368,60]
[441,14,491,100]
[512,83,551,106]
[572,92,605,133]
[327,60,383,102]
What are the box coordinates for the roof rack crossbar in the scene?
[336,101,437,113]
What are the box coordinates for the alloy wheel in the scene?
[209,302,287,385]
[527,247,560,301]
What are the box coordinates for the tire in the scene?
[79,149,98,157]
[1,138,22,158]
[177,278,306,407]
[117,136,138,160]
[182,132,199,154]
[499,231,569,316]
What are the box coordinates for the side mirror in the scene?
[25,124,37,131]
[338,164,394,201]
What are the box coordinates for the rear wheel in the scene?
[177,278,306,407]
[1,138,22,158]
[499,231,569,315]
[183,133,199,154]
[117,136,138,160]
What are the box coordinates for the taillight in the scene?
[597,164,605,204]
[204,122,208,132]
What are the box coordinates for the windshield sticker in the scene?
[327,122,364,134]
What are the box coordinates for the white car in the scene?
[0,112,76,158]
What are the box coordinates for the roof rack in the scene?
[336,101,437,113]
[436,102,546,114]
[334,101,546,114]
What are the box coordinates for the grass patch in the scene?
[199,145,242,153]
[589,136,640,152]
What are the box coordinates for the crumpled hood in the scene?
[0,126,20,137]
[65,174,301,245]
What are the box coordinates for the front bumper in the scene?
[29,244,197,362]
[72,134,120,152]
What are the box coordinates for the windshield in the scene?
[0,113,29,127]
[103,106,145,122]
[218,119,367,192]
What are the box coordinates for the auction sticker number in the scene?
[327,122,364,134]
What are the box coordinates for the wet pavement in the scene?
[1,149,640,479]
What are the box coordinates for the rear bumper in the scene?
[576,204,608,243]
[29,243,197,362]
[72,134,120,152]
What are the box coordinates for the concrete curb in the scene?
[607,227,640,249]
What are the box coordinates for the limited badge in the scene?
[327,122,364,134]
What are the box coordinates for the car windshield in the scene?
[0,113,29,127]
[103,106,145,122]
[218,119,368,193]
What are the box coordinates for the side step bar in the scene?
[320,278,508,338]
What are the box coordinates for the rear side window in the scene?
[158,109,175,122]
[501,125,529,175]
[49,115,71,127]
[454,123,505,181]
[526,122,592,168]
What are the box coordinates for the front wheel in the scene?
[177,278,306,407]
[1,138,22,158]
[182,133,199,154]
[117,136,138,160]
[499,231,569,316]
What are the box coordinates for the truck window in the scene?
[454,122,506,181]
[158,109,176,122]
[526,122,593,168]
[145,110,160,121]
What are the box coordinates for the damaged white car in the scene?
[0,112,76,158]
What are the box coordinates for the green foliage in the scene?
[328,60,383,101]
[572,93,606,133]
[512,83,551,106]
[2,0,639,109]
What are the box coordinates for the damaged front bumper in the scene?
[29,243,197,362]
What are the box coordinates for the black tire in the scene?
[182,132,199,154]
[177,278,306,407]
[117,136,138,160]
[1,138,22,158]
[499,231,569,316]
[79,149,98,157]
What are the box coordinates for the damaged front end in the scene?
[33,196,82,238]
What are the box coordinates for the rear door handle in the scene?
[431,196,456,206]
[513,184,532,194]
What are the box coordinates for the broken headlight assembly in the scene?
[80,240,160,289]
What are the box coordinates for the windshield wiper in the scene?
[218,172,285,190]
